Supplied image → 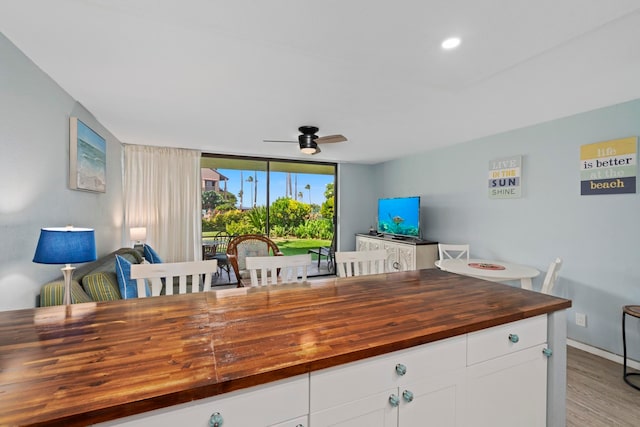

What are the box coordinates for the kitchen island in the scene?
[0,268,570,426]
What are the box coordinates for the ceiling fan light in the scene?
[300,146,318,155]
[441,37,461,50]
[299,134,319,154]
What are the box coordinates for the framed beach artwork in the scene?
[69,117,106,193]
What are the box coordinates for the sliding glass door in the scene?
[200,154,336,283]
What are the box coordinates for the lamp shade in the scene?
[129,227,147,242]
[33,227,97,264]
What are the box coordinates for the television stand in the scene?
[355,234,438,271]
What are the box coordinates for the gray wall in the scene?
[375,99,640,357]
[337,163,379,252]
[0,33,124,310]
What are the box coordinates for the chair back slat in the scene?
[245,254,311,286]
[335,250,387,277]
[438,243,470,261]
[540,257,562,294]
[131,260,218,297]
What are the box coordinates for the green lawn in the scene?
[274,238,330,258]
[202,233,330,259]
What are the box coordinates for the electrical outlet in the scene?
[575,312,587,327]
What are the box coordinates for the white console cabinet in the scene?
[356,234,438,271]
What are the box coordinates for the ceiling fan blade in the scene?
[316,134,347,144]
[263,139,297,143]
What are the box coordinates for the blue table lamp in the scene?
[33,226,97,305]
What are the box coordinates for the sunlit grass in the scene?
[202,233,329,258]
[274,238,330,257]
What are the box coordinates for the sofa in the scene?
[38,247,144,307]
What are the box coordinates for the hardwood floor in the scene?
[567,346,640,426]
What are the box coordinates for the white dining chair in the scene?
[130,259,218,297]
[334,250,387,277]
[245,254,311,286]
[438,243,470,261]
[540,257,562,294]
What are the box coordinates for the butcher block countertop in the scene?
[0,268,571,426]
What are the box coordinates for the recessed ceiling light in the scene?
[441,37,461,50]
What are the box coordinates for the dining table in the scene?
[435,258,540,290]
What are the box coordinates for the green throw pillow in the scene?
[82,271,122,301]
[40,280,93,306]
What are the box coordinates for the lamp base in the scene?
[61,264,76,306]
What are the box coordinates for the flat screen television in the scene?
[376,196,420,238]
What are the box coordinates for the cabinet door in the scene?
[357,236,383,251]
[382,243,399,272]
[466,345,547,427]
[310,389,398,427]
[400,369,466,427]
[394,244,415,271]
[382,242,415,272]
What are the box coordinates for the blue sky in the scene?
[218,169,333,208]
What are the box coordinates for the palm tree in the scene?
[246,175,254,208]
[253,171,258,207]
[305,184,311,205]
[239,171,244,209]
[246,173,258,208]
[298,191,304,201]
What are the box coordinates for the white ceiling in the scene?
[2,0,640,164]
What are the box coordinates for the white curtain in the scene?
[123,144,202,262]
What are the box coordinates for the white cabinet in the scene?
[97,375,309,427]
[466,315,548,427]
[309,336,467,427]
[355,235,438,271]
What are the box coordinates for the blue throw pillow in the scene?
[115,254,150,299]
[143,244,163,264]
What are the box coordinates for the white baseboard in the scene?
[567,339,640,371]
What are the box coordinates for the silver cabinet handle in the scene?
[402,389,414,403]
[389,393,400,407]
[209,412,223,427]
[508,333,519,343]
[395,363,407,376]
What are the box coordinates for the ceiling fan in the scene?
[263,126,347,155]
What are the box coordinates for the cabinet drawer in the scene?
[98,375,309,427]
[310,335,466,412]
[467,315,547,366]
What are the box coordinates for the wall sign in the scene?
[488,155,521,199]
[580,137,637,195]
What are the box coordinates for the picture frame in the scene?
[69,116,106,193]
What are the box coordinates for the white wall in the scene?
[376,99,640,358]
[0,33,124,310]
